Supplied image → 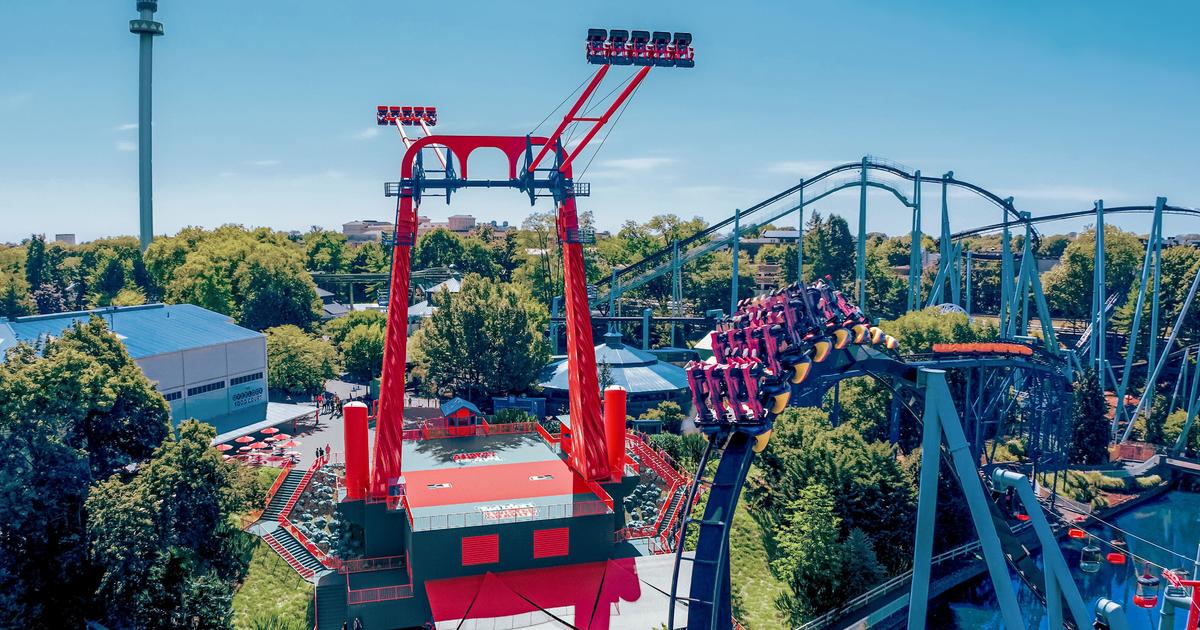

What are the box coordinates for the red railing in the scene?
[265,532,315,579]
[400,421,539,441]
[263,462,295,508]
[279,515,340,570]
[626,434,686,486]
[337,554,408,574]
[614,525,657,541]
[534,422,559,444]
[584,478,615,512]
[347,584,414,604]
[408,499,612,531]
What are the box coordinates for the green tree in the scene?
[772,484,842,623]
[863,248,907,318]
[0,317,172,625]
[265,325,340,395]
[802,212,856,287]
[410,275,549,401]
[341,323,386,382]
[1114,246,1200,349]
[1069,369,1111,465]
[235,249,322,330]
[643,400,685,433]
[413,228,465,270]
[878,307,995,354]
[324,309,387,346]
[32,281,67,314]
[87,420,259,628]
[688,249,755,315]
[304,229,348,274]
[24,233,48,290]
[1042,226,1144,321]
[0,271,33,318]
[839,528,884,602]
[348,241,389,274]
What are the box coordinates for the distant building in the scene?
[54,233,76,246]
[0,304,267,434]
[315,286,351,320]
[343,219,395,244]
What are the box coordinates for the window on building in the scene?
[533,527,569,559]
[187,380,226,397]
[163,391,182,401]
[461,534,499,566]
[230,372,263,386]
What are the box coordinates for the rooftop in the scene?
[0,303,262,360]
[539,332,689,394]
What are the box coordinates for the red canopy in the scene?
[280,440,301,448]
[261,427,280,435]
[215,444,233,452]
[248,441,269,449]
[234,435,255,444]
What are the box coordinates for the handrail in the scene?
[265,533,315,579]
[626,434,686,486]
[407,499,611,531]
[347,584,414,604]
[337,554,408,574]
[279,515,340,570]
[278,455,326,519]
[262,462,295,511]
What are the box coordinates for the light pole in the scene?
[129,1,163,251]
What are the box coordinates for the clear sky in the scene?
[1,1,1198,243]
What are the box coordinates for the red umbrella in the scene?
[271,433,292,441]
[248,441,270,449]
[234,435,255,444]
[261,427,280,435]
[239,445,254,451]
[280,440,301,448]
[215,444,233,452]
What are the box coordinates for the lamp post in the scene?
[129,1,163,251]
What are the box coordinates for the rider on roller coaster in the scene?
[686,277,897,429]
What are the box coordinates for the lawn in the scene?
[231,538,314,630]
[729,506,789,629]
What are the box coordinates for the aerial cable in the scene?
[1044,503,1196,565]
[577,80,643,181]
[581,70,636,117]
[530,72,593,137]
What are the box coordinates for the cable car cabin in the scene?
[651,31,672,66]
[586,28,608,64]
[608,30,630,65]
[672,32,694,68]
[630,30,651,65]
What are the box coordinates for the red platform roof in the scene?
[425,558,643,629]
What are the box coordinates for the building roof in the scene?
[0,303,262,360]
[440,397,481,417]
[538,332,689,394]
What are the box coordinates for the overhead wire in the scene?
[529,72,593,137]
[577,79,644,181]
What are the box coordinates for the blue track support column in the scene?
[1147,198,1165,407]
[940,173,953,304]
[797,180,805,283]
[857,156,869,306]
[1173,356,1200,456]
[908,171,923,312]
[730,207,740,317]
[550,296,561,355]
[1115,199,1163,430]
[672,239,681,347]
[608,269,618,319]
[909,369,1025,630]
[1001,216,1013,332]
[906,371,943,629]
[642,308,652,350]
[993,469,1093,626]
[966,250,973,315]
[1095,200,1107,375]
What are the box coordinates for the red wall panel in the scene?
[461,534,499,566]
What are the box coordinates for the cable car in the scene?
[1079,537,1102,573]
[1133,563,1160,609]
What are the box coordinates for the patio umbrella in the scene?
[285,451,301,457]
[239,445,254,451]
[248,441,269,449]
[271,433,292,442]
[280,440,301,448]
[234,435,255,444]
[261,427,280,435]
[215,444,233,452]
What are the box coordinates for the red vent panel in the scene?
[461,534,499,566]
[533,527,569,559]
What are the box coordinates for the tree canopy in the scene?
[265,325,340,395]
[410,275,549,401]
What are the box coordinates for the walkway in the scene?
[246,460,334,583]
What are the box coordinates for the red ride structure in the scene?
[372,29,694,495]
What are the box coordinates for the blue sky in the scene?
[1,1,1198,243]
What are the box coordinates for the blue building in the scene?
[538,331,691,417]
[0,303,268,434]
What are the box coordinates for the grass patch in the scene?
[729,506,789,629]
[232,538,314,630]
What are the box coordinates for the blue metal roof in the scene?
[439,397,481,416]
[538,332,689,394]
[0,322,17,356]
[2,303,262,359]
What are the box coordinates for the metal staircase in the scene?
[265,527,324,579]
[314,577,348,630]
[261,468,306,521]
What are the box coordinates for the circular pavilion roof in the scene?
[538,331,689,394]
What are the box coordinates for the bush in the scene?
[492,408,535,425]
[1134,475,1163,490]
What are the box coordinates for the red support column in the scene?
[558,196,609,481]
[603,386,628,481]
[372,196,415,498]
[343,401,369,500]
